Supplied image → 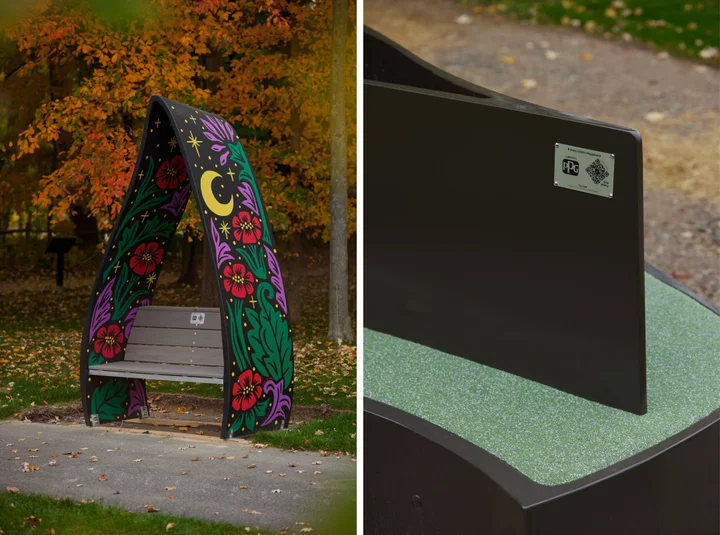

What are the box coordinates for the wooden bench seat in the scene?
[89,306,224,384]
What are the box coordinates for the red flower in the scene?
[94,324,125,359]
[232,369,263,412]
[129,242,164,276]
[155,155,187,190]
[232,212,262,244]
[223,262,255,298]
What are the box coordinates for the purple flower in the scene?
[201,115,236,166]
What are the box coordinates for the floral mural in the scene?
[80,96,293,437]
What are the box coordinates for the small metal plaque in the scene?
[190,312,205,326]
[90,414,99,427]
[554,143,615,198]
[140,406,149,418]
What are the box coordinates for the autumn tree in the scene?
[0,0,356,322]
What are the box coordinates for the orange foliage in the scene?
[1,0,356,240]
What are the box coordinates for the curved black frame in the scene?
[364,26,720,533]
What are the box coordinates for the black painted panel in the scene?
[364,31,646,414]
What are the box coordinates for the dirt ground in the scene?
[366,0,720,308]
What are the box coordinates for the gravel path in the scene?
[366,0,720,308]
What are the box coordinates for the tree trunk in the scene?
[327,0,353,343]
[176,235,202,286]
[276,235,305,327]
[199,238,219,307]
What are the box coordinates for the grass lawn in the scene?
[0,258,356,452]
[0,492,278,534]
[463,0,719,61]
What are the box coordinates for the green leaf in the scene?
[227,299,250,370]
[246,283,292,386]
[88,351,104,366]
[235,245,266,279]
[90,379,128,421]
[229,397,269,434]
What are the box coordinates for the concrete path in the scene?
[0,420,356,533]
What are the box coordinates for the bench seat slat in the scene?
[89,361,223,381]
[124,346,223,366]
[134,307,221,330]
[128,327,222,348]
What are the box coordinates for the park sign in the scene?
[79,96,293,438]
[363,27,646,415]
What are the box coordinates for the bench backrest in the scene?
[126,306,223,367]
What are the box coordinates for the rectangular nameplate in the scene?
[554,143,615,198]
[189,312,205,326]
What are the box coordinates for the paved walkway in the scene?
[0,420,356,532]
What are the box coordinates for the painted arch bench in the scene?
[80,96,294,439]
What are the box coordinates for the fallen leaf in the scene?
[168,495,176,499]
[314,430,324,436]
[165,486,176,491]
[545,50,559,60]
[195,430,204,435]
[265,470,273,474]
[314,471,322,475]
[145,504,159,513]
[166,523,175,532]
[90,456,98,462]
[180,472,188,475]
[133,459,143,462]
[23,516,40,528]
[499,55,516,64]
[191,457,200,462]
[48,460,57,466]
[672,270,690,279]
[300,529,313,533]
[521,79,538,90]
[312,461,322,465]
[21,462,39,472]
[6,487,20,493]
[239,485,248,489]
[75,484,85,487]
[279,473,286,477]
[645,111,666,123]
[580,52,594,61]
[178,427,189,432]
[455,14,471,25]
[247,464,257,469]
[98,474,107,481]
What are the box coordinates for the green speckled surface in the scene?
[364,274,720,486]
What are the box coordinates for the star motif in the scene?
[155,118,161,128]
[187,131,203,157]
[168,137,178,151]
[189,115,197,124]
[249,296,258,309]
[219,221,231,239]
[138,170,145,180]
[113,263,122,273]
[140,212,150,222]
[227,167,235,181]
[146,272,157,288]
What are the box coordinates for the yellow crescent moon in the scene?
[200,170,234,216]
